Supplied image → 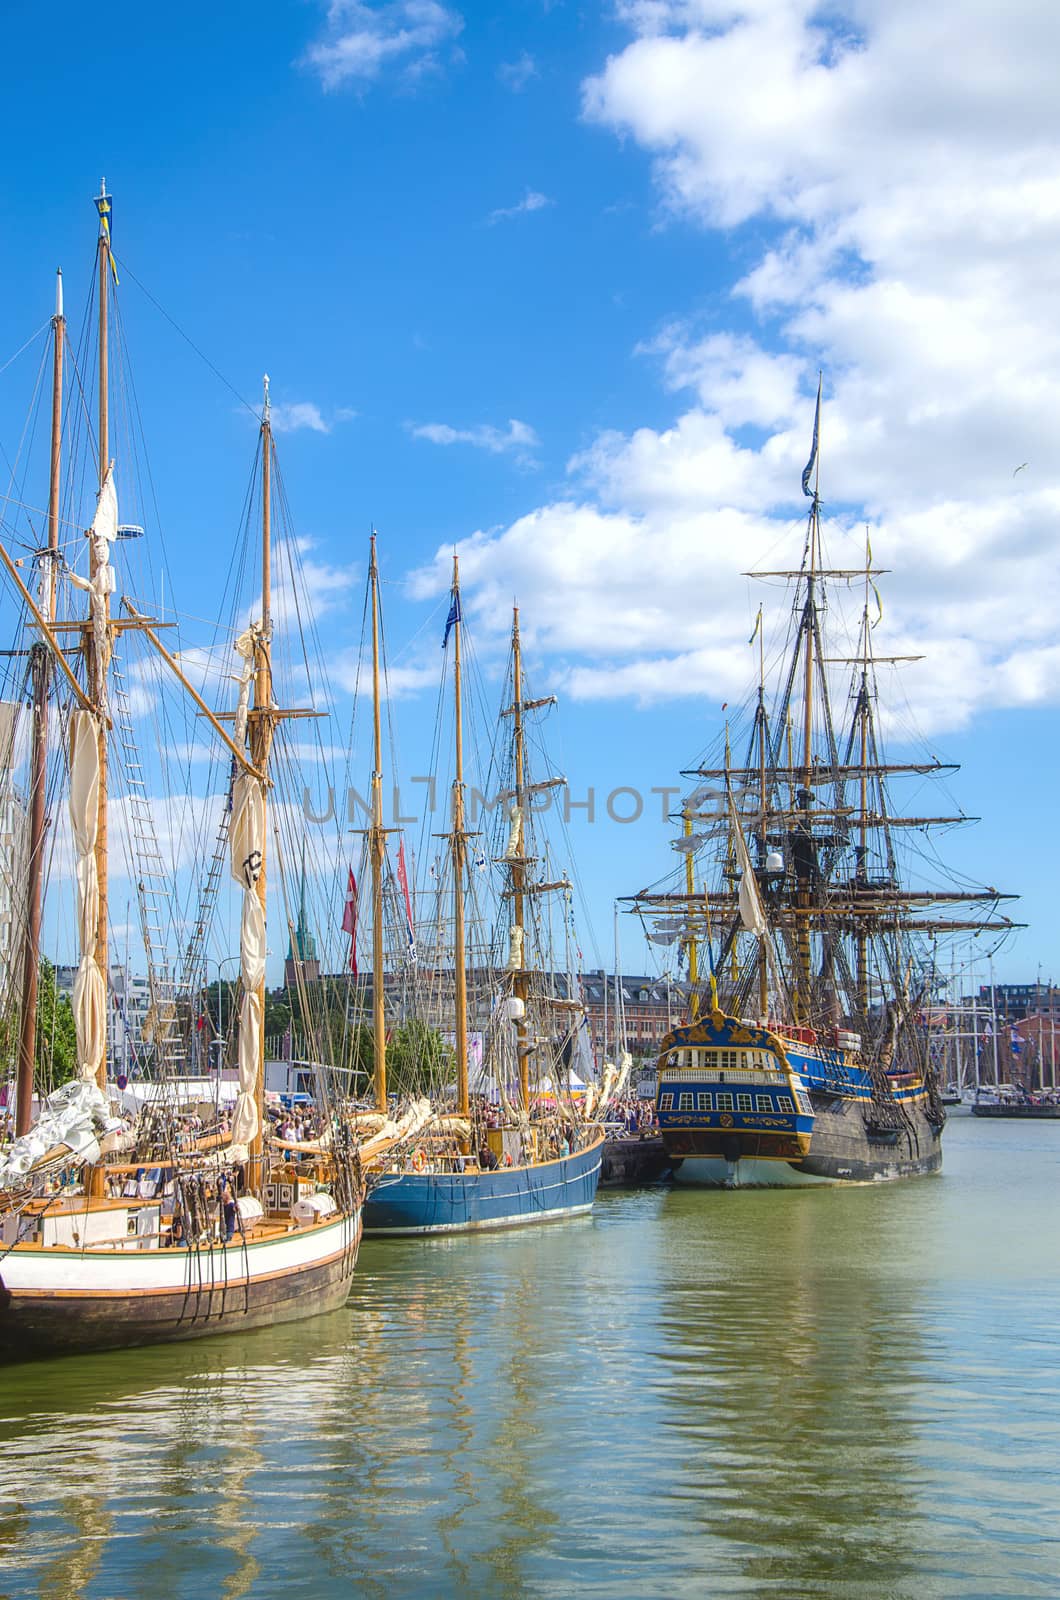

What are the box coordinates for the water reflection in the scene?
[1,1123,1059,1598]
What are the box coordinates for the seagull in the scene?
[1013,462,1029,475]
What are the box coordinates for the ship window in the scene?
[679,1093,694,1111]
[716,1092,734,1111]
[736,1093,753,1111]
[697,1093,712,1110]
[755,1095,772,1112]
[659,1094,674,1110]
[797,1095,813,1114]
[776,1096,795,1113]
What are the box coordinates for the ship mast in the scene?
[91,181,112,1084]
[14,272,64,1135]
[369,535,387,1112]
[510,606,530,1109]
[247,377,276,1186]
[449,557,470,1118]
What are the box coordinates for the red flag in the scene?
[342,868,358,975]
[397,841,416,960]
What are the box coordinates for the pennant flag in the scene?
[443,589,461,648]
[396,840,417,963]
[748,606,762,646]
[341,868,359,976]
[801,375,822,497]
[94,191,120,285]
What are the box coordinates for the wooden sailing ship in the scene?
[0,188,361,1357]
[358,553,605,1233]
[629,386,1019,1186]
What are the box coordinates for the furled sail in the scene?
[229,769,265,1146]
[69,709,106,1078]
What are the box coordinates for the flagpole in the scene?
[369,534,387,1113]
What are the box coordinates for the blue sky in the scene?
[0,0,1055,994]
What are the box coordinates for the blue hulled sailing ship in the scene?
[631,390,1018,1186]
[356,549,603,1234]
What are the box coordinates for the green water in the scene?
[1,1112,1058,1599]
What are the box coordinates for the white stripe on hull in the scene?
[0,1210,360,1296]
[364,1200,596,1238]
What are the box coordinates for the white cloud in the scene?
[498,52,538,92]
[486,190,553,225]
[269,401,355,435]
[398,2,1060,736]
[410,417,540,464]
[304,0,463,90]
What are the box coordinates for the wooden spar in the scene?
[15,271,64,1136]
[369,534,387,1113]
[248,378,275,1189]
[450,556,469,1119]
[795,409,820,1023]
[511,606,530,1110]
[92,182,111,1087]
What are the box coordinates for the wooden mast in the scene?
[450,557,469,1119]
[510,606,530,1110]
[14,271,64,1135]
[756,611,769,1022]
[369,534,387,1112]
[248,376,275,1188]
[92,182,111,1086]
[683,809,699,1022]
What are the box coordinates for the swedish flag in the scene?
[94,192,120,286]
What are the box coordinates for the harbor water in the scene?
[2,1112,1058,1599]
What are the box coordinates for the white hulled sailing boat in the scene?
[0,189,361,1357]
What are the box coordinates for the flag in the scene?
[94,192,120,285]
[801,375,821,497]
[1011,1027,1023,1056]
[397,840,417,963]
[342,867,359,976]
[748,607,762,646]
[443,589,461,648]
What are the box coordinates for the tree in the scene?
[34,958,78,1094]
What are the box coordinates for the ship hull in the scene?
[667,1100,942,1187]
[363,1137,603,1236]
[0,1209,361,1361]
[970,1102,1060,1119]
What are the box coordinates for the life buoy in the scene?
[412,1148,426,1172]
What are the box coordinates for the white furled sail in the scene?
[729,793,768,938]
[69,709,106,1079]
[69,467,117,712]
[229,768,265,1147]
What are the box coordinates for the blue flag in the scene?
[801,377,821,497]
[443,590,461,648]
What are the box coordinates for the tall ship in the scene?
[629,388,1019,1186]
[0,190,361,1356]
[355,551,605,1234]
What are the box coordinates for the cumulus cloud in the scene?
[304,0,463,90]
[486,190,553,225]
[399,2,1060,736]
[269,402,331,435]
